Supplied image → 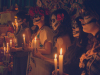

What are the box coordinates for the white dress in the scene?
[26,26,55,75]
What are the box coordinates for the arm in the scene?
[10,47,23,52]
[37,40,52,54]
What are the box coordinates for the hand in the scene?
[52,69,69,75]
[32,48,42,58]
[22,43,32,52]
[79,62,85,68]
[72,27,79,38]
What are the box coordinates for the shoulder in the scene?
[57,37,63,46]
[43,26,52,31]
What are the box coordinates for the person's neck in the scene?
[38,24,44,29]
[91,26,99,36]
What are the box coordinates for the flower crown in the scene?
[29,6,49,18]
[57,13,64,21]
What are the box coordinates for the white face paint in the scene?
[33,15,41,25]
[51,14,60,30]
[72,21,80,38]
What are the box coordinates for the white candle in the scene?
[59,48,63,75]
[35,37,36,51]
[23,34,25,45]
[7,43,9,53]
[4,47,6,55]
[54,54,57,75]
[10,39,12,47]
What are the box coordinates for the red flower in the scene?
[35,6,39,14]
[45,8,49,15]
[57,13,64,21]
[29,7,35,17]
[39,10,44,16]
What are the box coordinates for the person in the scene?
[34,9,73,75]
[7,21,14,33]
[10,11,31,75]
[63,16,88,75]
[25,6,54,75]
[79,0,100,75]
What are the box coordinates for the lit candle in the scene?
[4,47,6,55]
[35,37,36,51]
[54,54,57,75]
[7,43,9,53]
[10,39,12,47]
[23,34,25,45]
[59,48,63,75]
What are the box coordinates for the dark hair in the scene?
[16,11,30,22]
[51,9,73,42]
[29,7,50,27]
[75,16,88,47]
[82,0,100,24]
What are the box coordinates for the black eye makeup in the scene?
[51,19,55,23]
[82,19,96,26]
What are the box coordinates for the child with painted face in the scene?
[10,11,31,75]
[79,0,100,75]
[25,7,54,75]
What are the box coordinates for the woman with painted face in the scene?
[79,0,100,75]
[10,11,31,75]
[25,7,54,75]
[51,9,73,57]
[52,15,89,75]
[62,16,88,75]
[35,9,73,75]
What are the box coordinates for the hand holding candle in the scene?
[59,48,63,75]
[54,54,57,75]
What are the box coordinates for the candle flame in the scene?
[14,16,17,18]
[23,34,25,38]
[55,54,57,59]
[7,43,9,45]
[60,48,62,55]
[10,39,12,42]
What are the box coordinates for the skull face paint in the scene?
[51,14,60,30]
[33,15,41,25]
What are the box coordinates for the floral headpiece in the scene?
[57,13,64,21]
[29,6,49,18]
